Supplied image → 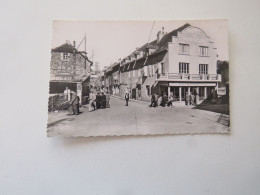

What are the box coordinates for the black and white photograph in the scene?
[2,0,260,194]
[47,20,230,137]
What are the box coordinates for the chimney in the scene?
[157,27,165,43]
[73,41,76,48]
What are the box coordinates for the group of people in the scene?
[88,91,110,111]
[185,92,196,106]
[149,92,197,108]
[150,93,176,107]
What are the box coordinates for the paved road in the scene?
[47,97,229,137]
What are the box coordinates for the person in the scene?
[96,92,101,109]
[89,91,96,111]
[106,92,110,108]
[70,92,79,115]
[194,89,198,105]
[154,93,158,107]
[167,95,174,107]
[101,92,106,109]
[185,92,190,106]
[158,95,162,106]
[150,93,156,107]
[125,92,129,106]
[190,92,195,106]
[161,93,168,107]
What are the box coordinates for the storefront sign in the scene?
[218,87,226,95]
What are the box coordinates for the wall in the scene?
[50,51,90,79]
[168,26,217,74]
[1,0,260,194]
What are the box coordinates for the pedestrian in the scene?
[190,92,195,106]
[185,92,190,106]
[161,93,168,107]
[150,93,156,107]
[106,92,110,108]
[125,92,129,106]
[154,93,158,107]
[167,95,174,107]
[89,91,96,111]
[101,92,106,109]
[96,92,101,109]
[158,95,162,106]
[70,91,79,115]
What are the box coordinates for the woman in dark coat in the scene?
[101,92,106,109]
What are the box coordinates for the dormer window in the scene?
[63,53,70,61]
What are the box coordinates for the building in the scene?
[49,41,93,104]
[104,23,221,104]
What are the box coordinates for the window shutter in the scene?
[144,66,148,76]
[158,63,162,74]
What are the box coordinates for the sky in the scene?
[52,20,229,69]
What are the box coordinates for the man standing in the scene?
[185,92,190,106]
[101,92,106,109]
[106,92,110,108]
[89,91,96,111]
[96,92,101,109]
[70,92,79,115]
[125,92,129,106]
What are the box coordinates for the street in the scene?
[47,97,229,137]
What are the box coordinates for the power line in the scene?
[147,20,155,46]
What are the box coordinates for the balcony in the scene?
[156,73,221,82]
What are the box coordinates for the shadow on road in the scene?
[193,104,229,115]
[47,118,75,128]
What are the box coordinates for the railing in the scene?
[156,73,221,81]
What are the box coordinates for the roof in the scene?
[51,43,93,65]
[104,23,191,74]
[52,43,76,53]
[156,23,191,50]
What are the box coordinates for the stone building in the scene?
[105,23,222,104]
[49,41,92,104]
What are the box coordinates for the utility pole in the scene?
[84,33,86,58]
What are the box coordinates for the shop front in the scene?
[168,82,217,104]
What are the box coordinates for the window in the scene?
[161,63,165,74]
[199,46,208,56]
[199,64,208,74]
[179,44,189,54]
[144,66,148,76]
[179,62,189,73]
[147,66,150,77]
[138,69,141,77]
[151,65,154,76]
[63,53,70,60]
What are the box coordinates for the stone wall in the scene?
[50,52,91,79]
